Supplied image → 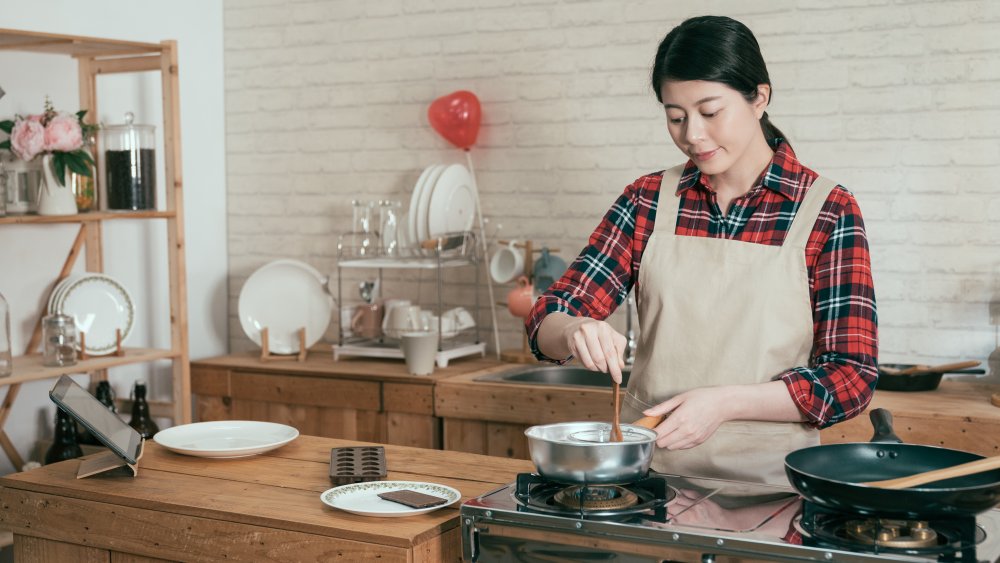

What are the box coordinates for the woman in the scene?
[527,15,878,485]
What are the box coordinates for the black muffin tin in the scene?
[329,446,386,485]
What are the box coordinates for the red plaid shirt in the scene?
[526,142,877,428]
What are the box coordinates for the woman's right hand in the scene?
[561,316,627,384]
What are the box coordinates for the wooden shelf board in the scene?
[0,210,176,225]
[0,28,162,57]
[3,348,181,386]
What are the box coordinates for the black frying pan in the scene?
[877,363,986,392]
[785,409,1000,518]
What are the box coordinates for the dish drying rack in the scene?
[331,231,487,368]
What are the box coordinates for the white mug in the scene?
[419,311,458,338]
[384,305,422,338]
[490,240,524,284]
[381,299,412,332]
[443,307,475,331]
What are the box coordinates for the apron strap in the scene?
[784,175,838,249]
[655,165,686,236]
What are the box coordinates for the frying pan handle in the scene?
[869,408,903,443]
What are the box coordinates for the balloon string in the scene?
[465,150,502,359]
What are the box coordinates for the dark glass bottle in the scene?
[128,381,159,439]
[45,407,84,465]
[78,381,118,445]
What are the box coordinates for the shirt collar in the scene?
[675,140,803,201]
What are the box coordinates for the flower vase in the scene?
[37,154,79,216]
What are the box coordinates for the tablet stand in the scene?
[76,438,144,479]
[260,327,308,362]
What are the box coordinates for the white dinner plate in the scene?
[415,164,447,244]
[154,421,299,458]
[48,273,84,315]
[320,480,461,517]
[407,164,439,247]
[55,273,135,355]
[238,259,333,354]
[426,163,476,237]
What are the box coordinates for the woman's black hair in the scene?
[651,15,788,147]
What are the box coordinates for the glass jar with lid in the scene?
[0,157,44,214]
[102,112,156,210]
[42,313,78,367]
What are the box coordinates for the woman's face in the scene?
[660,80,769,178]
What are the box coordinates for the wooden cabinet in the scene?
[0,29,189,471]
[435,369,614,459]
[191,353,505,449]
[435,372,1000,460]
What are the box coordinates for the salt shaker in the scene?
[42,314,78,367]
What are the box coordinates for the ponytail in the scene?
[760,111,789,149]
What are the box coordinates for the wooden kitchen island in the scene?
[0,435,533,562]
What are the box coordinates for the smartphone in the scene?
[49,375,142,465]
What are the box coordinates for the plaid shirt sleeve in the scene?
[778,187,878,428]
[524,177,649,363]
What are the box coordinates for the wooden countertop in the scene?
[0,436,534,561]
[192,351,511,385]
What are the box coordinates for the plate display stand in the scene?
[260,327,308,362]
[78,329,127,361]
[332,231,487,368]
[0,29,190,472]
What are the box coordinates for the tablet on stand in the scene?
[49,375,145,479]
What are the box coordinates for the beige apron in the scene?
[620,165,837,486]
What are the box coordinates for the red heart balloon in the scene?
[427,90,481,150]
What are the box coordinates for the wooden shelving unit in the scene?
[0,28,190,471]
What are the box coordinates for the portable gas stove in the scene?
[461,472,1000,562]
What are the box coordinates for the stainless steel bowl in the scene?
[525,421,658,485]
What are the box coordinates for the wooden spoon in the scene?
[862,455,1000,489]
[880,360,980,376]
[610,381,624,442]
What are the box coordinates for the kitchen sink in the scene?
[476,366,630,388]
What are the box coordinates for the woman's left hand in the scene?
[641,387,732,450]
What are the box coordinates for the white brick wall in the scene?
[224,0,1000,374]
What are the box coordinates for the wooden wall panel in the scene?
[386,413,439,449]
[14,535,108,563]
[485,422,530,459]
[230,371,380,410]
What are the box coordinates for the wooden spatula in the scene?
[610,381,624,442]
[862,455,1000,489]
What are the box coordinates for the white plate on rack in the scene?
[407,164,440,247]
[54,273,135,355]
[415,164,447,244]
[238,259,333,354]
[320,480,461,517]
[154,421,299,458]
[426,164,475,237]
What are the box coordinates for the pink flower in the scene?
[10,119,45,161]
[43,113,83,152]
[26,114,44,123]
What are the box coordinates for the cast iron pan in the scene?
[877,363,986,392]
[784,409,1000,518]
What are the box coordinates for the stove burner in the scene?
[845,519,938,549]
[513,473,673,521]
[553,485,639,511]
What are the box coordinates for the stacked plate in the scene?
[408,163,477,245]
[49,273,135,355]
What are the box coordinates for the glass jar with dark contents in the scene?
[102,112,156,210]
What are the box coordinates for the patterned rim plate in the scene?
[55,273,135,355]
[320,480,461,517]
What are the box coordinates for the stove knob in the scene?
[701,554,715,563]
